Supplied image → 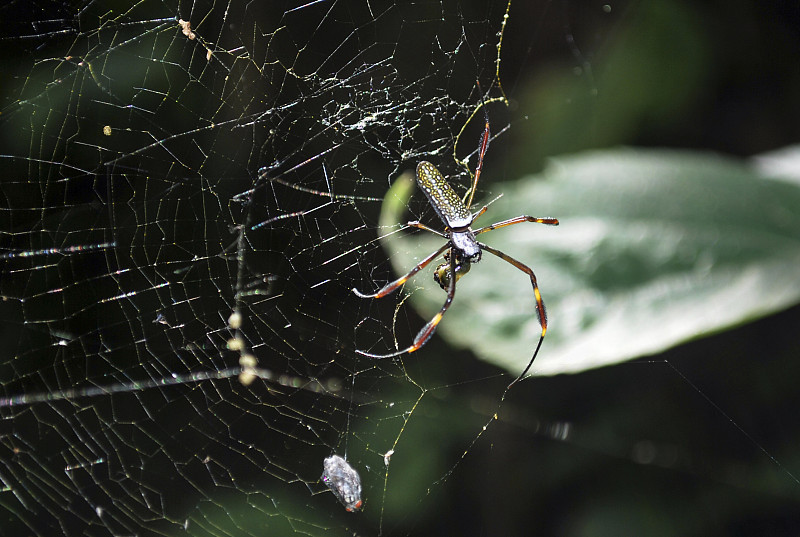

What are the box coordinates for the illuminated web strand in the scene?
[256,172,382,202]
[0,242,116,260]
[660,360,800,486]
[248,165,382,229]
[0,367,337,408]
[286,0,330,14]
[252,211,306,229]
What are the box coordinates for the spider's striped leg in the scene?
[463,106,491,209]
[474,215,559,235]
[353,242,449,299]
[406,220,446,238]
[470,205,488,224]
[355,246,458,359]
[478,242,548,388]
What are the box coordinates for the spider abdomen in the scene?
[415,161,472,229]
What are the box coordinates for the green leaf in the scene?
[378,149,800,376]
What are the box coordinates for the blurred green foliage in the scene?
[379,149,800,376]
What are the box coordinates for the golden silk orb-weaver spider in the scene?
[353,113,559,387]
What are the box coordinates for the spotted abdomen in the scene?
[415,161,472,229]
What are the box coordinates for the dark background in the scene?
[1,1,799,536]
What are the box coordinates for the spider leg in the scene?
[478,242,548,388]
[355,246,458,359]
[470,205,488,223]
[353,242,449,299]
[474,215,559,236]
[463,95,491,210]
[406,220,447,238]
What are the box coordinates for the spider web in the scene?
[0,1,545,535]
[2,1,800,536]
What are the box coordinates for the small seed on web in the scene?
[228,311,242,329]
[239,354,257,368]
[238,354,258,386]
